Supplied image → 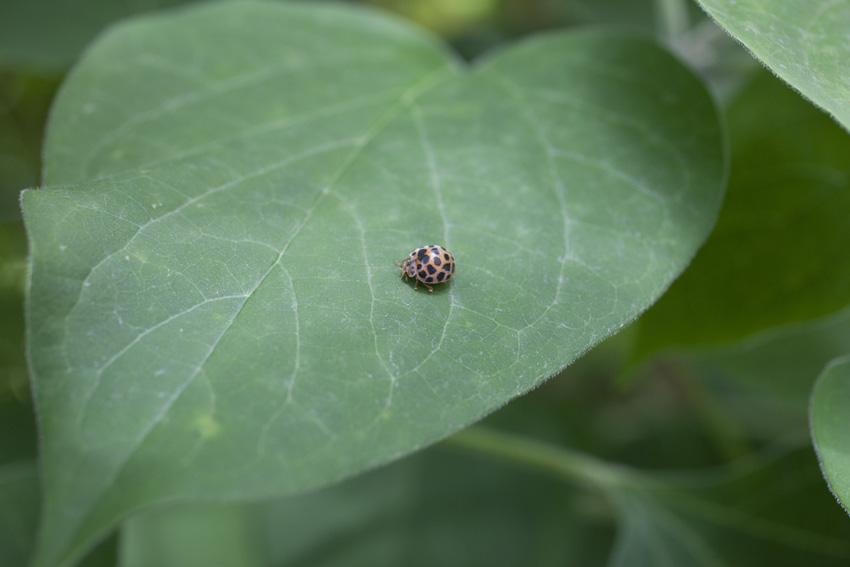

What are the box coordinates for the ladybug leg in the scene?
[423,282,433,292]
[395,261,408,280]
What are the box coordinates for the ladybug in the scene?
[396,245,455,292]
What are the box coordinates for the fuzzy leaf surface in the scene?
[699,0,850,131]
[811,357,850,517]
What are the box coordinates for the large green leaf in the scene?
[23,2,724,565]
[633,69,850,354]
[698,0,850,131]
[811,356,850,517]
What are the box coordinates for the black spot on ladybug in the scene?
[436,272,446,282]
[444,253,450,261]
[433,257,442,267]
[426,276,434,283]
[427,264,437,275]
[418,270,427,279]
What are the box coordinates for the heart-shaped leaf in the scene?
[23,2,725,565]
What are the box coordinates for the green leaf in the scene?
[692,306,850,400]
[677,307,850,444]
[24,2,725,565]
[120,435,850,566]
[609,448,850,566]
[811,356,850,517]
[633,69,850,354]
[697,0,850,131]
[451,428,850,567]
[121,446,602,567]
[121,506,264,567]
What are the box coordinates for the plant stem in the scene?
[445,426,642,492]
[655,0,689,42]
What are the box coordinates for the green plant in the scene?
[2,0,850,565]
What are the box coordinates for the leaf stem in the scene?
[654,0,690,42]
[445,426,641,492]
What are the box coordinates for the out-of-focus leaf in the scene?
[634,69,850,355]
[608,447,850,566]
[121,506,263,567]
[121,446,608,567]
[452,429,850,567]
[811,356,850,517]
[676,307,850,443]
